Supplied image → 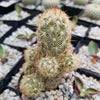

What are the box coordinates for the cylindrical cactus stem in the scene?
[37,8,72,57]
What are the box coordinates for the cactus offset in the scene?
[22,0,37,5]
[44,75,61,90]
[73,0,89,5]
[37,57,59,78]
[85,4,100,20]
[24,46,43,64]
[42,0,60,8]
[37,8,72,57]
[63,53,80,71]
[20,75,44,98]
[22,62,36,75]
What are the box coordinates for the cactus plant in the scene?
[85,4,100,20]
[63,53,80,71]
[24,45,43,63]
[22,0,37,5]
[20,8,80,98]
[92,0,100,4]
[37,57,59,78]
[73,0,89,5]
[44,75,61,90]
[20,75,44,98]
[37,8,72,57]
[42,0,60,8]
[22,62,36,75]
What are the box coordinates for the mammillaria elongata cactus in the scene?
[85,4,100,20]
[42,0,60,8]
[20,8,80,98]
[22,0,37,5]
[73,0,89,5]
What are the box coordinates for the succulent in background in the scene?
[73,0,89,5]
[20,75,44,98]
[88,41,100,64]
[75,77,100,97]
[0,44,9,64]
[20,8,80,98]
[15,4,22,18]
[85,4,100,20]
[92,0,100,4]
[22,0,37,5]
[0,20,3,25]
[16,32,36,41]
[70,16,78,31]
[42,0,60,8]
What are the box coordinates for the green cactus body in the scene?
[37,57,59,78]
[42,0,60,8]
[85,4,100,20]
[20,75,44,98]
[93,0,100,4]
[63,53,80,71]
[37,8,71,57]
[24,46,43,63]
[22,0,37,5]
[22,62,36,75]
[44,75,61,90]
[73,0,89,5]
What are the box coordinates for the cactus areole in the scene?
[20,8,80,98]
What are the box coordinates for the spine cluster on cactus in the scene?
[20,75,44,98]
[22,0,37,5]
[24,46,43,64]
[63,53,80,71]
[85,4,100,20]
[20,8,80,98]
[73,0,89,5]
[42,0,60,8]
[37,57,59,78]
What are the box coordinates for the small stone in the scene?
[51,90,56,95]
[57,96,63,100]
[57,91,62,96]
[64,97,68,100]
[61,78,66,83]
[45,91,51,96]
[39,93,45,97]
[59,85,63,89]
[47,95,54,100]
[54,95,58,100]
[36,97,43,100]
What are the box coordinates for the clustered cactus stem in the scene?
[20,8,80,98]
